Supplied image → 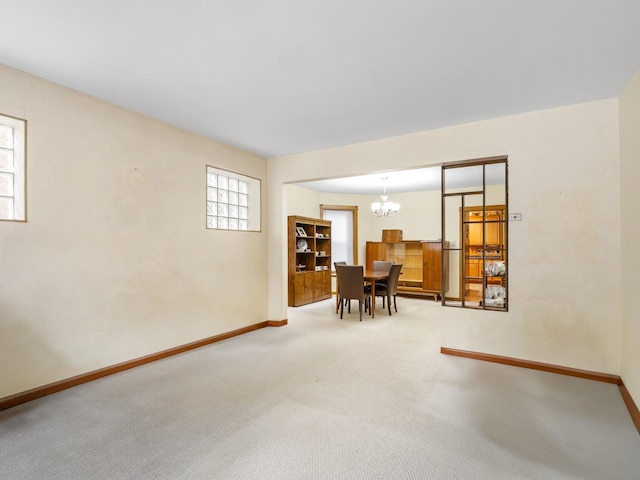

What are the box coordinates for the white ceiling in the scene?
[1,1,639,193]
[296,167,442,195]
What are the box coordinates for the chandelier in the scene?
[371,177,400,217]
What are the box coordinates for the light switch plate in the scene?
[508,213,522,221]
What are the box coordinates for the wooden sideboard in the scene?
[366,239,448,300]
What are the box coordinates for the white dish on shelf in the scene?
[296,239,308,250]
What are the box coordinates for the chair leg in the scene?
[387,294,392,315]
[340,298,344,319]
[359,300,363,321]
[393,295,397,312]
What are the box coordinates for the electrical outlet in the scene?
[508,213,522,221]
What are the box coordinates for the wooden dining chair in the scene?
[334,261,347,313]
[368,263,403,315]
[335,265,371,321]
[372,260,393,307]
[373,260,393,272]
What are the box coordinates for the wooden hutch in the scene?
[288,215,332,306]
[366,230,448,300]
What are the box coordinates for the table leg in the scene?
[371,281,375,318]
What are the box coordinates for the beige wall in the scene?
[269,98,622,375]
[620,69,640,402]
[0,65,269,398]
[286,188,441,253]
[2,59,635,410]
[285,185,322,218]
[322,190,443,246]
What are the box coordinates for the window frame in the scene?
[205,165,261,232]
[0,113,27,222]
[320,204,359,265]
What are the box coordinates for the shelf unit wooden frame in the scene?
[288,215,332,306]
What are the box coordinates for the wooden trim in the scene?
[0,321,283,411]
[442,347,640,435]
[440,347,621,383]
[267,319,288,327]
[441,155,508,168]
[618,382,640,434]
[320,204,358,264]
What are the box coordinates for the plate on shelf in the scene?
[296,239,308,250]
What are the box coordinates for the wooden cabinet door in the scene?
[485,218,501,245]
[466,259,481,278]
[466,209,503,245]
[294,272,314,306]
[314,271,331,300]
[467,222,482,245]
[422,242,442,291]
[365,241,386,270]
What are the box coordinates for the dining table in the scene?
[363,270,389,318]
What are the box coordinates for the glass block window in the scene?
[206,166,260,231]
[0,114,26,221]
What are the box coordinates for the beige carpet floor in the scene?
[1,297,639,479]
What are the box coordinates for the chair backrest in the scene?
[385,263,403,295]
[372,260,393,273]
[335,265,366,301]
[334,261,347,271]
[334,261,347,288]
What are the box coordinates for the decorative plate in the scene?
[296,239,308,250]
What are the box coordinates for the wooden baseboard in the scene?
[441,347,621,383]
[441,347,640,435]
[618,382,640,434]
[0,319,288,412]
[267,319,288,327]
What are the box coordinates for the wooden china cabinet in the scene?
[287,215,332,306]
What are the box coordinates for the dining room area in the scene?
[288,214,415,321]
[333,261,403,321]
